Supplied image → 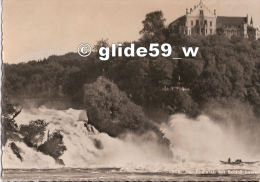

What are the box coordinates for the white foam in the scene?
[3,108,260,173]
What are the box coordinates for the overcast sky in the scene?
[3,0,260,63]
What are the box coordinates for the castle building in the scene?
[169,0,260,40]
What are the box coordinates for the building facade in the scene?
[169,0,259,40]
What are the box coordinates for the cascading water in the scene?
[163,114,260,162]
[2,107,172,170]
[2,107,260,174]
[162,114,260,173]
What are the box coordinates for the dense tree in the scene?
[1,98,22,145]
[38,130,67,161]
[83,76,171,151]
[20,120,48,147]
[94,39,109,52]
[139,11,166,43]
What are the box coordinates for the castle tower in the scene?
[184,0,217,35]
[250,17,254,26]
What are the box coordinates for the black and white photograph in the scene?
[1,0,260,181]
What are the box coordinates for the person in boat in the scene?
[235,159,242,163]
[228,158,231,164]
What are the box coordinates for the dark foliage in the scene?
[10,142,23,161]
[2,11,260,135]
[2,100,66,164]
[1,98,22,145]
[20,120,48,147]
[83,76,171,149]
[38,130,67,160]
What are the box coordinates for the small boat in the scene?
[220,159,259,165]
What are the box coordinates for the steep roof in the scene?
[217,16,247,27]
[168,15,186,27]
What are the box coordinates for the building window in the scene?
[200,10,203,15]
[201,28,204,33]
[210,29,212,34]
[204,20,207,26]
[191,20,193,26]
[196,20,199,25]
[210,21,212,27]
[206,29,208,34]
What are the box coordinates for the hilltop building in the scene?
[169,0,260,40]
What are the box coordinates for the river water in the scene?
[2,168,260,181]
